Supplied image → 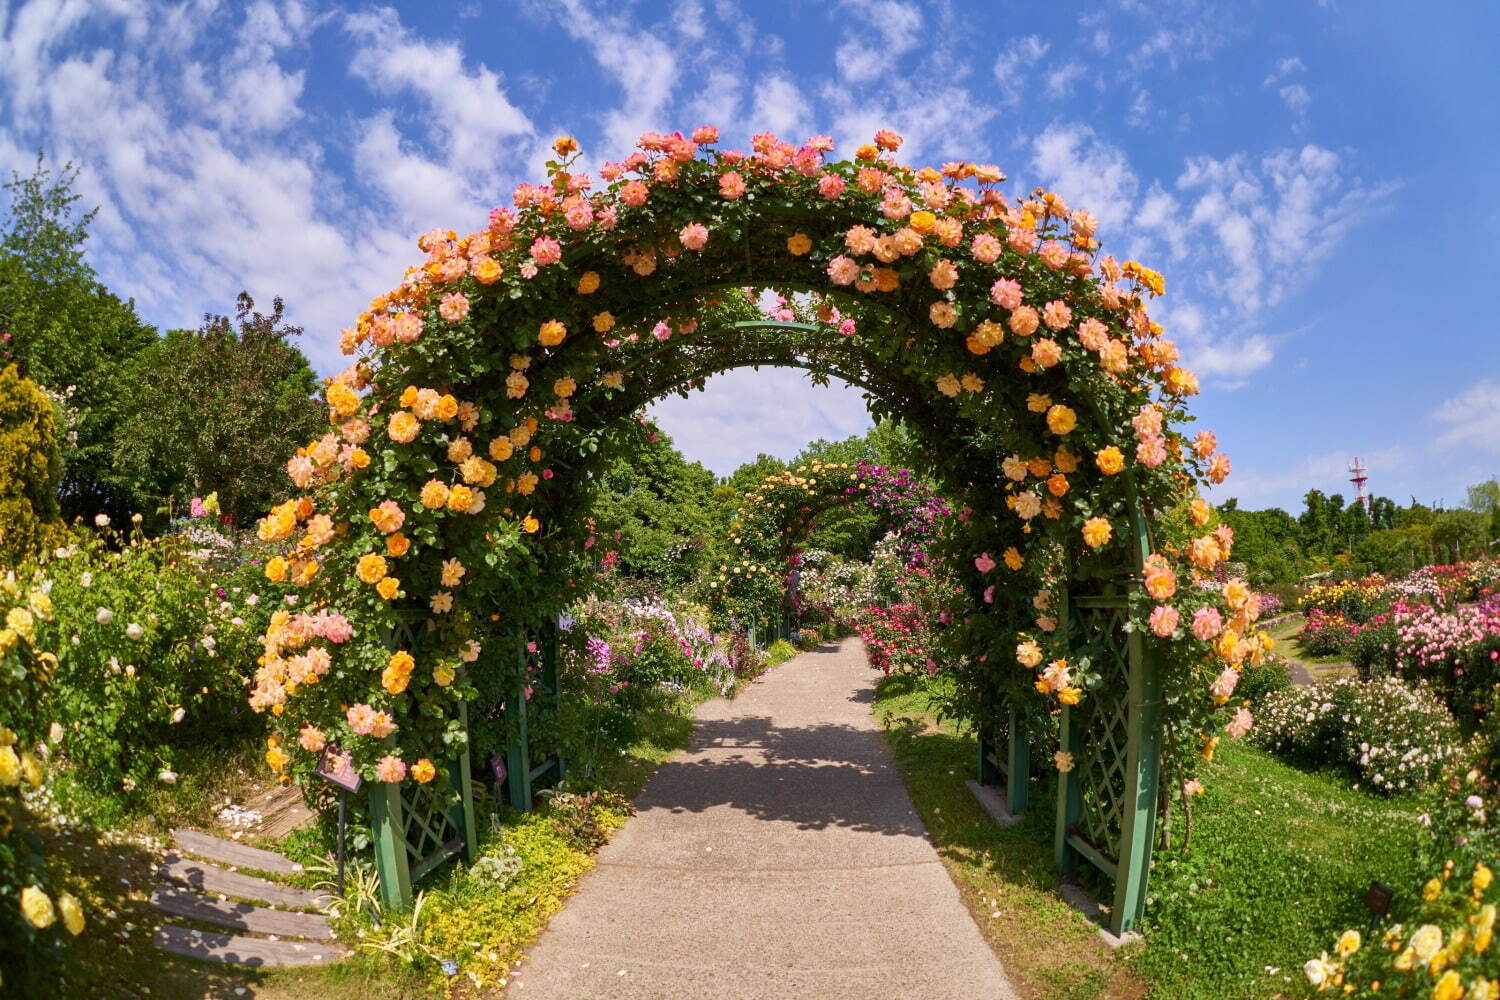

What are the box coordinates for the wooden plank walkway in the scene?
[174,828,304,876]
[154,925,345,968]
[157,855,331,910]
[150,886,333,939]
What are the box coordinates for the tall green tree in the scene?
[589,426,722,586]
[0,155,156,519]
[113,293,322,524]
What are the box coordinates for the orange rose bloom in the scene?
[538,319,567,347]
[489,436,514,461]
[1046,404,1077,435]
[448,484,475,512]
[326,382,359,417]
[376,576,401,600]
[522,515,540,534]
[786,233,813,255]
[349,447,371,469]
[1046,473,1069,497]
[386,532,411,557]
[410,759,436,784]
[593,311,615,333]
[576,271,600,294]
[265,556,289,583]
[435,394,459,420]
[1003,547,1024,571]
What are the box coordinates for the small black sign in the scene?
[314,743,363,794]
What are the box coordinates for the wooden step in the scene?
[174,828,303,877]
[154,923,344,967]
[158,856,331,911]
[150,886,334,940]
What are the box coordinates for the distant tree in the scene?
[1355,526,1429,576]
[1430,509,1488,564]
[1467,479,1500,540]
[1219,503,1304,585]
[1396,500,1436,529]
[1368,495,1398,531]
[0,154,156,520]
[588,425,721,585]
[113,293,322,524]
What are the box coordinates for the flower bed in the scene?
[1250,676,1461,794]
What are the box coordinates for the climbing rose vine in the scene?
[250,125,1265,791]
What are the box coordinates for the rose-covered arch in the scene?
[707,460,949,638]
[254,127,1267,931]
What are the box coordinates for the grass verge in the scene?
[873,672,1430,1000]
[872,672,1146,1000]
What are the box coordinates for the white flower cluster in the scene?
[1251,676,1461,794]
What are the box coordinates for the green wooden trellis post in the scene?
[976,708,1029,815]
[1052,514,1163,936]
[503,621,564,812]
[370,612,480,911]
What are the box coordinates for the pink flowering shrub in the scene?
[856,603,935,676]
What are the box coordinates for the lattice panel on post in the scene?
[1072,602,1133,861]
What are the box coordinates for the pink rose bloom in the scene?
[990,278,1023,310]
[488,207,516,232]
[838,318,857,336]
[189,497,207,518]
[1133,405,1164,438]
[974,552,996,574]
[346,703,377,736]
[1183,778,1204,797]
[1193,430,1217,459]
[1466,795,1485,810]
[1008,305,1040,337]
[376,755,407,783]
[1041,300,1072,330]
[438,292,470,323]
[1192,607,1223,641]
[369,712,396,739]
[845,225,878,255]
[394,313,423,343]
[971,232,1002,264]
[984,585,995,604]
[529,236,562,266]
[806,134,835,152]
[880,188,912,219]
[1148,605,1180,637]
[692,125,719,143]
[1210,667,1240,701]
[620,180,649,206]
[1136,436,1168,468]
[928,259,959,290]
[1226,706,1253,739]
[286,453,315,488]
[679,222,709,250]
[827,255,860,285]
[1039,240,1070,269]
[929,301,957,328]
[1031,338,1062,368]
[718,171,746,199]
[563,199,593,230]
[652,321,672,341]
[1008,228,1039,253]
[595,204,618,230]
[1077,317,1108,351]
[817,172,846,199]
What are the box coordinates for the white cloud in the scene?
[649,369,872,477]
[1030,122,1139,233]
[833,0,922,84]
[992,35,1048,107]
[1045,62,1086,100]
[1435,379,1500,454]
[750,73,812,139]
[1264,55,1306,85]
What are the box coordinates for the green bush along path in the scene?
[505,638,1019,1000]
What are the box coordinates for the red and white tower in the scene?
[1349,457,1370,510]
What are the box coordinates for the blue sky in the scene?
[2,0,1497,512]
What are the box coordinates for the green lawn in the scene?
[872,672,1430,1000]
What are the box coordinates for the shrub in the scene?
[1234,656,1293,706]
[765,639,797,666]
[1351,618,1398,678]
[795,627,821,647]
[27,521,281,819]
[0,364,66,566]
[1300,609,1359,657]
[1252,677,1461,794]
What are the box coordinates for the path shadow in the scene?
[632,713,928,838]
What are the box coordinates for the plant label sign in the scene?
[315,743,363,794]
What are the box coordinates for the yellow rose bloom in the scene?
[1082,517,1113,548]
[593,311,615,333]
[602,371,624,389]
[554,377,577,398]
[0,745,20,787]
[908,210,936,233]
[489,436,515,461]
[448,485,475,512]
[356,553,388,585]
[376,577,401,600]
[1046,404,1077,435]
[264,556,289,583]
[433,663,456,687]
[420,479,451,509]
[1336,929,1361,958]
[1095,446,1125,475]
[1003,546,1024,571]
[522,515,540,534]
[1431,971,1463,1000]
[57,892,84,936]
[400,385,420,408]
[266,745,289,772]
[1057,687,1081,706]
[388,410,421,444]
[411,759,436,784]
[786,232,813,255]
[538,319,567,347]
[350,447,371,469]
[326,382,359,417]
[19,752,42,789]
[435,394,459,421]
[20,886,55,929]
